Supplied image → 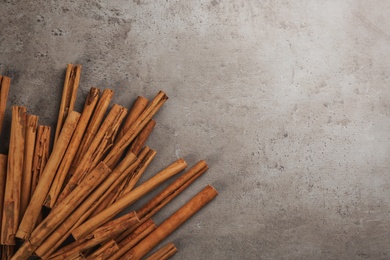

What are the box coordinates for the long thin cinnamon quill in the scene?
[0,76,11,138]
[30,126,51,197]
[70,89,113,173]
[1,106,26,245]
[54,64,81,144]
[0,155,7,239]
[20,115,38,218]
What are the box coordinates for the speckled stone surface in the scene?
[1,1,389,259]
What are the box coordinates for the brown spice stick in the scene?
[128,119,156,156]
[54,64,81,144]
[0,76,11,138]
[104,91,168,168]
[44,87,100,208]
[56,104,127,205]
[145,242,177,260]
[51,212,140,259]
[30,126,51,197]
[35,153,139,258]
[12,162,112,260]
[71,89,113,173]
[20,115,38,219]
[0,155,7,238]
[123,185,218,260]
[110,219,157,260]
[116,96,149,143]
[71,158,187,241]
[16,111,80,241]
[110,96,149,166]
[1,106,26,245]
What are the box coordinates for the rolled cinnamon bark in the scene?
[104,91,168,168]
[145,242,177,260]
[30,126,51,197]
[35,153,139,258]
[0,155,7,238]
[71,89,113,173]
[110,96,149,167]
[1,106,26,245]
[116,96,149,144]
[127,119,156,156]
[0,76,11,138]
[11,162,112,260]
[54,64,81,144]
[56,104,127,205]
[16,111,80,241]
[44,87,100,208]
[20,114,38,219]
[71,158,187,241]
[123,185,218,260]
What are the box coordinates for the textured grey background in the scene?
[1,0,390,259]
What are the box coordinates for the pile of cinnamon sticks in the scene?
[0,64,217,260]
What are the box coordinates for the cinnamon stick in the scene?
[51,212,139,259]
[30,126,51,197]
[1,106,26,245]
[0,76,11,138]
[71,89,113,172]
[11,162,112,260]
[16,111,80,241]
[71,158,187,241]
[0,155,7,239]
[44,87,100,208]
[104,91,168,168]
[20,115,38,219]
[54,64,81,144]
[110,96,149,166]
[116,96,149,143]
[35,153,139,258]
[145,242,177,260]
[110,219,157,260]
[123,185,218,260]
[128,119,156,156]
[56,104,127,205]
